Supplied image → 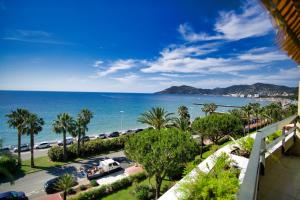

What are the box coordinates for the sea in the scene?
[0,91,267,147]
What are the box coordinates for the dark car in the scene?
[80,136,90,142]
[108,132,120,138]
[0,147,10,154]
[98,133,107,139]
[0,191,28,200]
[134,129,144,133]
[44,176,78,194]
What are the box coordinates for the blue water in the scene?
[0,91,264,146]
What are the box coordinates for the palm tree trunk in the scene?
[30,132,34,168]
[63,131,67,161]
[17,132,21,166]
[77,132,81,156]
[82,131,85,148]
[200,135,204,158]
[63,191,67,200]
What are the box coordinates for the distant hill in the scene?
[156,83,298,98]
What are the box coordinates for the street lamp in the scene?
[120,110,124,131]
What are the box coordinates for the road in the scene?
[0,151,132,200]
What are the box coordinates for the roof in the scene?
[261,0,300,65]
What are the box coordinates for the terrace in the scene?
[160,0,300,199]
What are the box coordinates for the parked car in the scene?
[0,191,28,200]
[57,137,73,146]
[98,133,107,139]
[35,142,51,149]
[134,129,144,133]
[13,144,30,153]
[80,136,90,142]
[108,132,120,138]
[0,147,10,153]
[44,176,78,194]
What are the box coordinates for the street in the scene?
[0,150,132,200]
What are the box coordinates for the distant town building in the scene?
[254,94,259,98]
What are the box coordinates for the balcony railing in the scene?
[238,115,298,200]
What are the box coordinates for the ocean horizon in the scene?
[0,90,265,147]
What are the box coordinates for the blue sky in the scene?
[0,0,299,92]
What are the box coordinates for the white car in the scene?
[35,142,51,149]
[57,137,73,146]
[13,144,30,153]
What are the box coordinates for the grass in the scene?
[102,178,173,200]
[19,156,67,174]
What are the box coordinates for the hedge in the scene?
[0,154,18,175]
[69,172,147,200]
[48,135,129,161]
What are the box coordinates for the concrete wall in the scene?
[289,81,300,155]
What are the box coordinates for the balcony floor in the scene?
[258,155,300,200]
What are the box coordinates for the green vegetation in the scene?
[69,172,147,200]
[137,107,174,130]
[125,128,197,199]
[48,135,128,161]
[201,103,217,116]
[53,113,76,161]
[26,113,44,167]
[179,153,240,200]
[73,109,93,156]
[55,173,75,200]
[6,109,30,166]
[0,139,17,184]
[192,114,243,144]
[20,156,66,174]
[266,130,281,144]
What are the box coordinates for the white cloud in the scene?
[93,60,103,67]
[237,48,289,63]
[113,73,140,83]
[179,1,273,42]
[93,59,147,77]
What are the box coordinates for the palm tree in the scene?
[201,103,210,116]
[208,103,217,115]
[249,103,260,131]
[178,106,190,121]
[241,104,252,134]
[264,102,283,123]
[74,109,93,156]
[138,107,174,130]
[6,109,30,166]
[53,113,75,161]
[174,117,190,132]
[55,173,74,200]
[26,113,44,167]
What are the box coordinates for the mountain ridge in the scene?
[155,83,297,98]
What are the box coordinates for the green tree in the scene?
[201,103,210,116]
[178,105,190,122]
[284,104,297,117]
[192,114,243,144]
[6,109,30,166]
[208,103,217,115]
[53,113,75,161]
[138,107,174,130]
[241,104,252,134]
[74,109,93,155]
[264,102,283,123]
[249,103,261,131]
[55,173,74,200]
[26,113,44,167]
[125,128,197,199]
[174,117,190,132]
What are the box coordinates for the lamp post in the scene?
[120,110,124,131]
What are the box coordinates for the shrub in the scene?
[0,154,18,174]
[130,172,147,182]
[79,185,87,191]
[69,172,147,200]
[134,184,154,200]
[266,130,281,144]
[90,180,99,187]
[179,153,240,200]
[238,137,254,154]
[48,135,130,161]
